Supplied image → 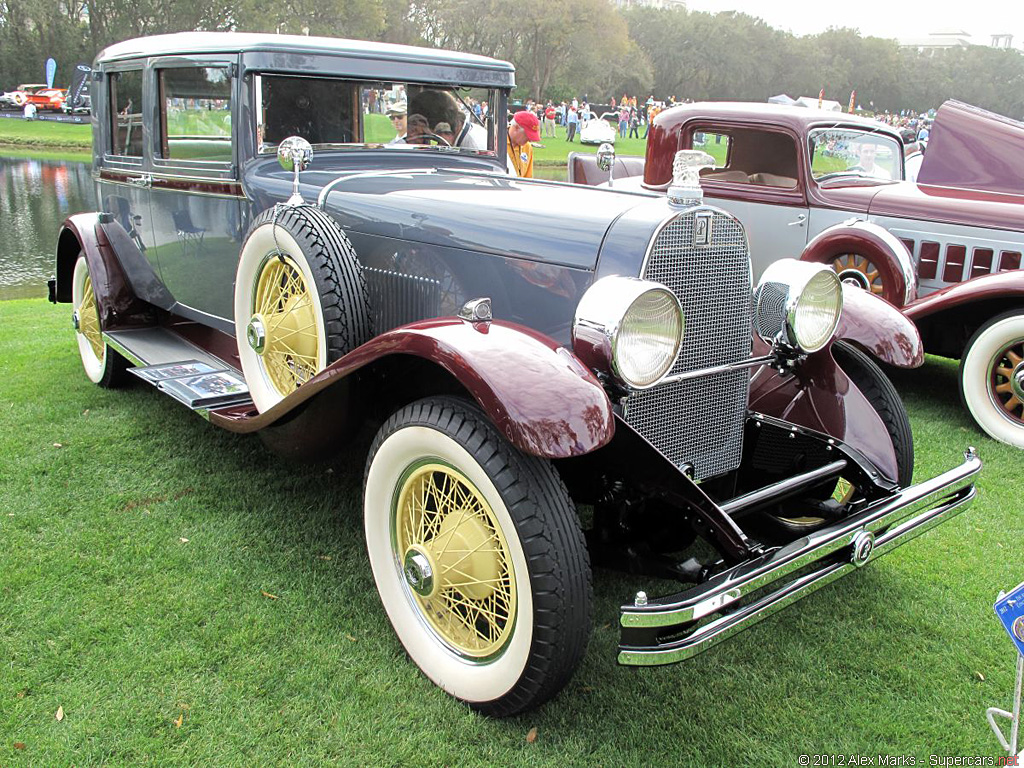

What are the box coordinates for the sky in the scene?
[684,0,1024,47]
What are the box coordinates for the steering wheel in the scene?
[399,132,452,147]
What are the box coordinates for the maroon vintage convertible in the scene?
[570,100,1024,449]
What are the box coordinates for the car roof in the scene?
[96,32,516,74]
[658,101,902,140]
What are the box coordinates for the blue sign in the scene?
[45,57,57,89]
[995,581,1024,657]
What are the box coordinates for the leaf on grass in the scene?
[82,409,89,416]
[53,443,63,449]
[525,726,538,743]
[261,591,279,600]
[345,634,357,642]
[16,689,28,699]
[179,537,189,544]
[976,671,985,682]
[13,742,25,750]
[581,686,594,693]
[173,712,184,728]
[55,705,64,722]
[317,555,332,561]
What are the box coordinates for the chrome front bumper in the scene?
[618,449,981,666]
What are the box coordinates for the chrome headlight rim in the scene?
[572,276,684,390]
[755,260,843,354]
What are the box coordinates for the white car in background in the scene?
[580,112,617,145]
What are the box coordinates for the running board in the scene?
[104,328,252,415]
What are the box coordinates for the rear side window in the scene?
[109,69,144,157]
[159,67,232,163]
[693,131,731,168]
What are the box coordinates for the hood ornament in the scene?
[668,150,715,206]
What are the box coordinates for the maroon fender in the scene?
[836,285,924,368]
[748,339,899,484]
[903,269,1024,324]
[54,213,153,330]
[801,220,916,308]
[212,317,616,460]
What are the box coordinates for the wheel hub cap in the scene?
[403,547,436,597]
[838,270,870,291]
[851,530,875,567]
[247,315,267,354]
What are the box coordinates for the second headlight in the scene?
[754,259,843,353]
[572,276,684,389]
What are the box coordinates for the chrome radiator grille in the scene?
[623,209,752,481]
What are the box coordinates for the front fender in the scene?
[836,284,924,368]
[802,219,917,307]
[903,269,1024,323]
[212,318,616,460]
[748,342,900,484]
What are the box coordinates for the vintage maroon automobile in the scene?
[570,100,1024,449]
[51,33,980,716]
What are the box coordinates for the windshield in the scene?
[809,128,902,181]
[255,75,499,156]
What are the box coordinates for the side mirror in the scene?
[596,142,616,187]
[278,136,313,206]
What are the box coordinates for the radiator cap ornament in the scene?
[668,150,715,205]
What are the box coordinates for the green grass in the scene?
[1,296,1022,763]
[531,122,650,166]
[0,119,92,150]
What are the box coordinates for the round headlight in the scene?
[754,260,842,353]
[791,268,842,352]
[572,276,684,389]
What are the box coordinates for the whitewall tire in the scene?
[233,206,370,412]
[363,397,592,716]
[71,255,127,388]
[960,311,1024,448]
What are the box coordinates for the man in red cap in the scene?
[507,110,539,178]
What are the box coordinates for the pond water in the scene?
[0,155,95,301]
[0,155,566,301]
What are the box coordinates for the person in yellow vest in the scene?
[507,110,539,178]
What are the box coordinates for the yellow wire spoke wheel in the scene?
[77,272,105,361]
[832,253,884,295]
[394,462,517,660]
[252,254,320,396]
[71,255,126,387]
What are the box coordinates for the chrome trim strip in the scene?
[619,449,980,633]
[657,354,774,385]
[619,458,978,665]
[101,331,146,367]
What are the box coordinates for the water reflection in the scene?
[0,155,95,300]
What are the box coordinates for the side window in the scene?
[159,67,232,163]
[693,131,731,168]
[109,69,144,157]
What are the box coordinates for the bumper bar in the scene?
[618,448,981,666]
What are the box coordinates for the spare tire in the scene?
[234,205,371,412]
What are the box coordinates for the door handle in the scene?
[127,174,151,188]
[788,214,806,227]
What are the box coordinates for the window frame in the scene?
[151,55,238,180]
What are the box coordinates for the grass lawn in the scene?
[0,119,92,150]
[531,122,649,166]
[2,297,1022,764]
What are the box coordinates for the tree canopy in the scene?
[1,0,1021,118]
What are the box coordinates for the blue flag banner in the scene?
[995,581,1024,657]
[45,58,57,88]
